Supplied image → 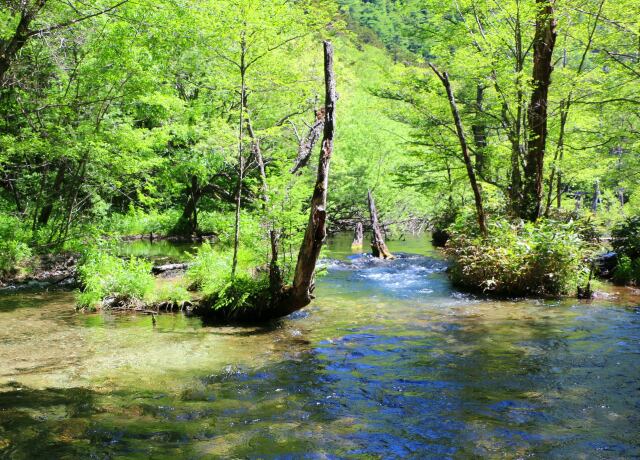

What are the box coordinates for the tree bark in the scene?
[544,100,568,215]
[471,84,488,175]
[522,0,557,221]
[38,161,66,226]
[351,222,364,250]
[287,40,336,305]
[246,115,282,292]
[231,32,247,278]
[429,63,488,237]
[177,175,200,235]
[368,190,394,259]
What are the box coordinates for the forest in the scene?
[0,0,639,457]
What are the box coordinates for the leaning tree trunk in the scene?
[351,222,364,250]
[429,63,488,237]
[286,40,336,306]
[522,0,557,222]
[368,190,395,259]
[197,41,337,323]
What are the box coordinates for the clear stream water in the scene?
[0,234,639,458]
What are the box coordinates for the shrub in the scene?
[152,283,192,304]
[77,250,155,309]
[0,214,33,276]
[186,242,273,315]
[186,242,262,294]
[103,208,181,237]
[612,216,640,260]
[446,217,588,297]
[202,274,271,312]
[612,255,640,286]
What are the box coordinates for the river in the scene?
[0,234,638,458]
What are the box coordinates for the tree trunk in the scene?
[522,0,557,221]
[471,84,488,176]
[196,41,336,323]
[508,5,526,217]
[246,115,282,292]
[544,100,568,215]
[368,190,394,259]
[287,40,336,304]
[575,193,583,212]
[429,63,488,237]
[178,175,200,235]
[38,161,66,226]
[231,32,247,278]
[351,222,364,250]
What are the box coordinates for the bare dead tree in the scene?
[368,190,395,259]
[351,222,364,250]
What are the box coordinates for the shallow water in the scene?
[0,235,639,458]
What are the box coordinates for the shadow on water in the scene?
[0,351,349,458]
[0,233,638,458]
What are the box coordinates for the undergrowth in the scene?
[446,216,590,297]
[76,249,155,309]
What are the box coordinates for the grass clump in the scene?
[152,284,192,305]
[186,242,272,317]
[446,217,589,297]
[77,249,155,310]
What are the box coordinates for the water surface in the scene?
[0,235,638,458]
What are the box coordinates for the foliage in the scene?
[152,284,192,305]
[612,255,640,286]
[186,243,263,295]
[76,250,155,309]
[611,216,640,286]
[446,216,589,297]
[612,216,640,260]
[0,215,33,276]
[103,208,182,237]
[186,241,273,313]
[201,274,271,313]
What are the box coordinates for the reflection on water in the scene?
[0,234,638,458]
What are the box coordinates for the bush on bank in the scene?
[611,216,640,285]
[77,250,156,309]
[446,216,590,297]
[0,215,33,277]
[186,242,272,314]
